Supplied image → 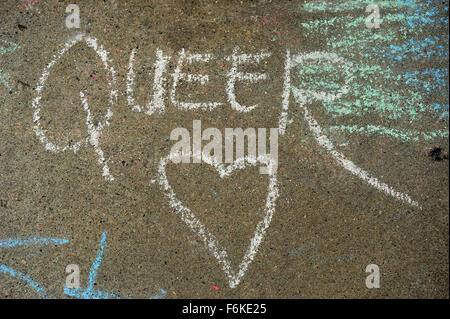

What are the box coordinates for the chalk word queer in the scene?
[170,120,278,174]
[32,34,420,289]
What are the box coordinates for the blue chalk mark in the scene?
[437,105,449,119]
[405,7,439,27]
[401,1,448,27]
[302,0,421,14]
[404,68,448,92]
[64,285,119,299]
[0,233,164,299]
[301,0,449,131]
[385,37,448,62]
[0,236,69,298]
[153,289,167,299]
[88,231,107,292]
[0,237,70,248]
[64,231,119,299]
[64,232,165,299]
[381,1,449,62]
[402,67,449,119]
[0,264,48,298]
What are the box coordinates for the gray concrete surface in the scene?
[0,0,448,298]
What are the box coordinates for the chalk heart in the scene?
[157,152,279,288]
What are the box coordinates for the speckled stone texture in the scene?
[0,0,448,298]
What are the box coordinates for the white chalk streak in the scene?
[290,51,354,104]
[278,49,291,135]
[79,91,114,181]
[293,90,420,208]
[31,34,117,181]
[289,51,420,208]
[127,48,170,115]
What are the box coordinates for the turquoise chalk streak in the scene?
[0,69,12,91]
[301,0,419,13]
[0,39,20,55]
[0,236,69,298]
[63,232,166,299]
[0,264,48,298]
[64,231,120,299]
[326,125,449,142]
[0,237,69,248]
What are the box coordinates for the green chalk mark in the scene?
[301,0,418,13]
[294,59,427,120]
[301,14,419,62]
[328,34,396,50]
[326,125,449,142]
[296,0,448,142]
[323,83,426,120]
[0,69,12,91]
[1,39,20,95]
[301,8,428,48]
[0,39,20,55]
